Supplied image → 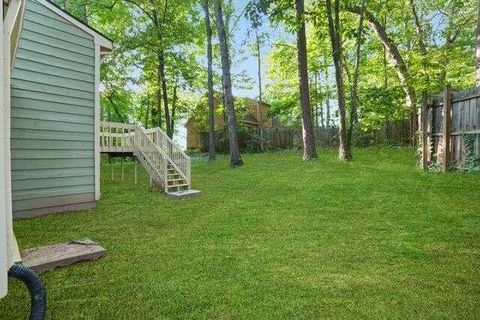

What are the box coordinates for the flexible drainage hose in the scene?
[8,264,46,320]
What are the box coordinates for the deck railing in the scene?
[144,128,191,185]
[100,121,136,153]
[134,127,168,185]
[99,121,191,188]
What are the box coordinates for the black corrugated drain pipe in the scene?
[8,264,46,320]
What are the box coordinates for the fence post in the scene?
[441,85,452,172]
[421,93,429,170]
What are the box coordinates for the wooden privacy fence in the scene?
[198,123,410,153]
[260,127,295,149]
[420,86,480,171]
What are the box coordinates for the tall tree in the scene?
[345,5,417,141]
[254,28,266,150]
[477,0,480,85]
[295,0,317,160]
[214,0,243,167]
[325,65,331,130]
[346,0,365,150]
[254,29,264,102]
[203,0,216,161]
[326,0,350,160]
[409,0,429,91]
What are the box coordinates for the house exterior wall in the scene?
[10,0,96,218]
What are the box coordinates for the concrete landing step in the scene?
[21,238,106,274]
[166,189,201,198]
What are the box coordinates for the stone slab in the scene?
[21,238,106,274]
[166,189,202,198]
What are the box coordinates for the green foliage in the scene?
[464,134,480,171]
[51,0,480,147]
[358,86,407,131]
[213,127,262,153]
[55,0,208,134]
[263,0,479,135]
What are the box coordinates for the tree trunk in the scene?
[171,77,178,135]
[325,64,331,130]
[409,0,429,146]
[158,52,172,137]
[345,6,416,113]
[255,28,264,151]
[295,0,317,161]
[410,0,428,58]
[410,0,429,88]
[313,73,319,127]
[156,54,163,129]
[438,14,460,87]
[144,101,150,129]
[214,0,243,167]
[476,0,480,86]
[347,0,365,150]
[317,72,325,128]
[255,29,263,103]
[326,0,350,161]
[383,15,388,88]
[203,0,216,161]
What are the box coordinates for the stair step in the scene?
[167,173,180,177]
[167,183,189,189]
[167,182,187,187]
[133,145,197,195]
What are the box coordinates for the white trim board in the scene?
[94,43,100,201]
[1,0,24,298]
[4,0,22,272]
[1,1,9,299]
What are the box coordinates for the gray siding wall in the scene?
[11,0,96,218]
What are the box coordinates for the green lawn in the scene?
[1,149,479,319]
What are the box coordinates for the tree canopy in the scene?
[54,0,480,157]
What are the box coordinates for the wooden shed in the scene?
[4,0,113,219]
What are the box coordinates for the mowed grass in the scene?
[1,149,480,319]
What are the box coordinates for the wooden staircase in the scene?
[100,122,200,197]
[166,164,189,192]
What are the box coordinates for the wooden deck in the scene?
[100,122,193,194]
[100,121,136,153]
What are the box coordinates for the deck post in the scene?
[148,175,153,192]
[121,156,124,181]
[134,158,137,185]
[111,158,114,180]
[441,85,452,172]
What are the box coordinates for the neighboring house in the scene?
[2,0,113,220]
[186,93,277,149]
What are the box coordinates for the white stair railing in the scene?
[145,128,191,185]
[100,122,192,191]
[134,127,169,188]
[100,121,191,186]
